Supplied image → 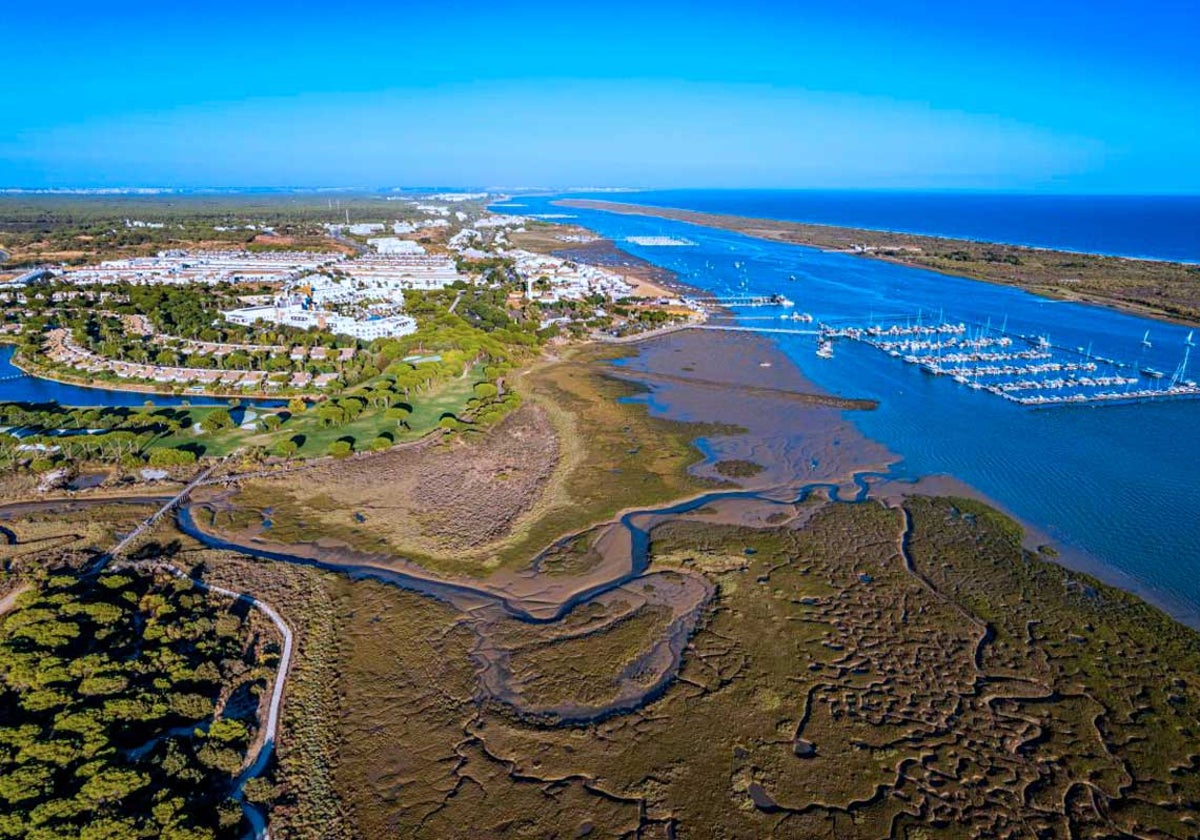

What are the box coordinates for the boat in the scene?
[771,294,794,307]
[1141,367,1165,379]
[816,340,834,359]
[1171,347,1191,387]
[788,274,798,281]
[1187,330,1195,347]
[1142,330,1152,348]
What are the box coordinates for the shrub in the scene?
[148,448,198,467]
[199,409,234,434]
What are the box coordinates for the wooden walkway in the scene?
[108,463,218,558]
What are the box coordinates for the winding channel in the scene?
[2,470,894,835]
[177,470,892,625]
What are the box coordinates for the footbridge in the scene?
[108,463,219,558]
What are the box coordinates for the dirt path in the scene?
[121,559,293,839]
[0,583,30,617]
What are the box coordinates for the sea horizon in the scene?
[563,188,1200,264]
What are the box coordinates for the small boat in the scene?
[1187,330,1195,347]
[788,274,797,281]
[1142,330,1152,348]
[1141,367,1165,379]
[816,340,834,359]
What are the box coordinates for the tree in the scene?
[199,409,234,434]
[328,440,353,458]
[384,406,410,427]
[271,438,299,459]
[472,382,498,400]
[149,448,198,467]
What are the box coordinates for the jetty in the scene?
[693,324,819,337]
[692,293,795,308]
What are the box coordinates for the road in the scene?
[122,559,293,840]
[328,230,369,256]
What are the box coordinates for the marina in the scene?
[819,315,1199,407]
[529,193,1200,628]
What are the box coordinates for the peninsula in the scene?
[558,198,1200,326]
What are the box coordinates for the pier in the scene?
[692,293,796,308]
[693,324,819,336]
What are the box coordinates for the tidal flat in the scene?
[5,327,1200,838]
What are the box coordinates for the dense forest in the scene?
[0,559,277,839]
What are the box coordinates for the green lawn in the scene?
[150,370,481,459]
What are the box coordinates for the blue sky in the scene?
[3,0,1198,191]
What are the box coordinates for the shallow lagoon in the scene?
[0,345,282,408]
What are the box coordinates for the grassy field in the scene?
[195,344,733,575]
[151,370,479,460]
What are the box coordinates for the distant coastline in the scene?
[558,198,1200,327]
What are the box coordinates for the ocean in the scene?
[514,192,1200,627]
[573,190,1200,263]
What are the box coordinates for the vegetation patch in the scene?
[713,459,765,479]
[0,561,278,840]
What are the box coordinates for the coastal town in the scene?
[0,197,703,399]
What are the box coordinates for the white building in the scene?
[61,250,343,286]
[223,304,416,340]
[218,251,465,340]
[507,249,633,302]
[367,237,426,255]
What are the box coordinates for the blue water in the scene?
[0,345,280,408]
[571,190,1200,263]
[518,194,1200,625]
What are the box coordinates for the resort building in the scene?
[58,250,344,286]
[218,250,462,340]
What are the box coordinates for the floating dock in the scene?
[820,317,1199,407]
